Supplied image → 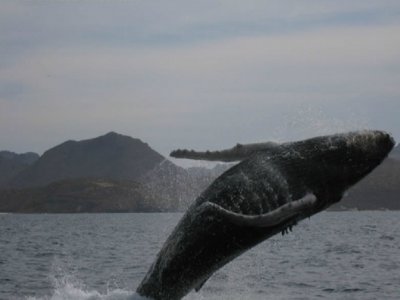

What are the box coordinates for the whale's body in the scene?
[137,131,395,300]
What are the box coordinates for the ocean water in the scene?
[0,212,399,300]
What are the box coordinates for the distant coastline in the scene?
[0,132,399,213]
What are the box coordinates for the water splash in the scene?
[157,158,169,167]
[27,284,133,300]
[273,104,370,142]
[25,265,146,300]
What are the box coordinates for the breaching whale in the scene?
[137,130,395,300]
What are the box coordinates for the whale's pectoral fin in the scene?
[198,193,317,228]
[170,141,279,162]
[190,194,317,293]
[169,148,244,162]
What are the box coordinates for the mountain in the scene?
[389,144,400,161]
[0,160,231,213]
[0,132,231,212]
[331,157,400,210]
[0,131,231,212]
[0,151,39,187]
[8,132,164,188]
[0,178,161,213]
[0,131,398,213]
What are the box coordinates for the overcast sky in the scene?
[1,1,399,164]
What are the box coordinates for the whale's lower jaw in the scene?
[137,130,395,300]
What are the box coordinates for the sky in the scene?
[1,1,399,165]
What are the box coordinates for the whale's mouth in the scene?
[198,193,317,229]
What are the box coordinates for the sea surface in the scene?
[0,212,399,300]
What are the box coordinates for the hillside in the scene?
[8,132,164,188]
[389,144,400,160]
[0,132,398,213]
[0,132,230,212]
[0,178,162,213]
[331,157,400,210]
[0,164,231,213]
[0,151,39,187]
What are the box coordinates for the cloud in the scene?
[0,1,400,155]
[3,23,399,101]
[1,1,400,51]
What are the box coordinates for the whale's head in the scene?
[284,130,395,206]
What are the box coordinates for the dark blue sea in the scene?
[0,212,399,300]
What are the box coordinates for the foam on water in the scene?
[24,272,213,300]
[25,274,145,300]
